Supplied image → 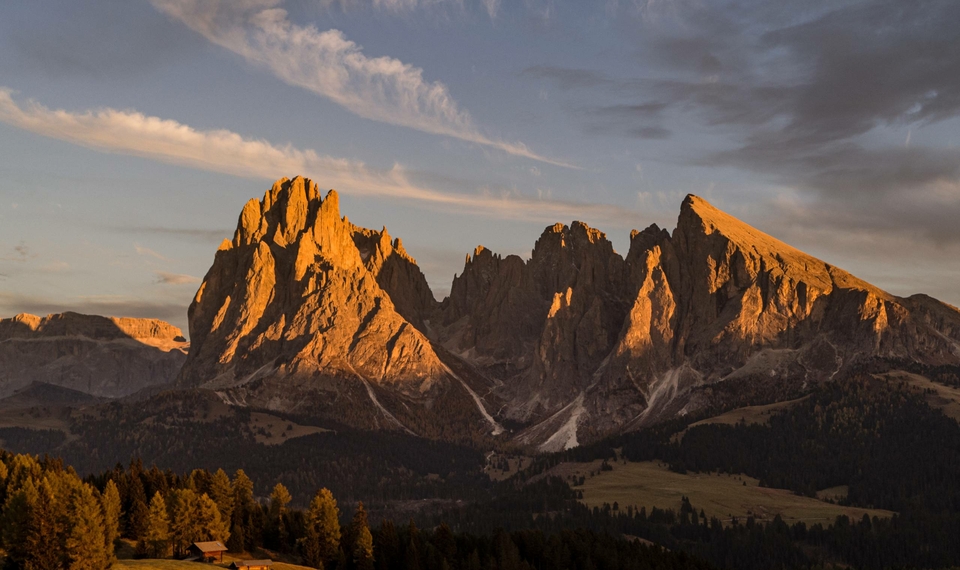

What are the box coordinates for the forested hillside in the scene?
[0,390,493,505]
[501,372,960,569]
[0,450,712,570]
[5,370,960,569]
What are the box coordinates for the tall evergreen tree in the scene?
[269,482,292,520]
[300,487,341,569]
[232,469,257,552]
[1,477,39,565]
[170,488,201,557]
[66,485,109,570]
[269,482,293,549]
[139,491,171,558]
[186,468,212,496]
[101,479,122,560]
[403,521,421,570]
[232,469,254,516]
[126,475,149,540]
[351,502,375,570]
[31,476,68,570]
[209,468,235,523]
[198,492,231,543]
[375,520,399,570]
[432,523,457,568]
[227,519,246,554]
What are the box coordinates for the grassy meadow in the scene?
[572,460,894,525]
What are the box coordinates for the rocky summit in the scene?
[0,312,188,399]
[180,176,960,449]
[176,176,503,441]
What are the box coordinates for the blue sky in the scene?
[1,0,958,333]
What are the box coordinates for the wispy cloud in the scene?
[150,0,573,168]
[0,89,633,225]
[155,271,200,285]
[134,244,171,261]
[317,0,499,17]
[480,0,501,19]
[109,226,232,244]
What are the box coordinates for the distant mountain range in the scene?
[0,311,187,399]
[4,175,960,451]
[175,176,960,450]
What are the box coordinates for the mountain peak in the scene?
[179,176,500,441]
[178,177,960,450]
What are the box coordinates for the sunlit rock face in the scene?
[0,312,188,398]
[181,176,960,450]
[177,177,499,441]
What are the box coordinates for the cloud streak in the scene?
[155,271,200,285]
[316,0,500,18]
[109,226,232,244]
[150,0,573,167]
[0,89,632,225]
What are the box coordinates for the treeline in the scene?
[1,451,717,570]
[420,478,817,570]
[425,473,943,570]
[0,452,119,569]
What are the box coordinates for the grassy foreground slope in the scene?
[574,461,893,524]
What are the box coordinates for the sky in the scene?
[0,0,958,334]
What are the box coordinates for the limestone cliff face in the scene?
[439,222,629,421]
[177,177,497,439]
[182,177,960,450]
[0,312,187,398]
[446,195,960,450]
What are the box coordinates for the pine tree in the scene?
[403,521,421,570]
[170,488,201,557]
[232,469,257,551]
[101,479,122,560]
[233,469,255,510]
[227,520,246,554]
[300,487,341,569]
[350,502,375,570]
[31,476,68,570]
[209,468,235,523]
[375,520,399,570]
[1,477,39,565]
[66,485,109,570]
[269,482,293,550]
[198,492,231,543]
[127,475,150,540]
[187,468,212,496]
[432,523,457,567]
[139,491,171,558]
[269,482,292,520]
[403,536,421,570]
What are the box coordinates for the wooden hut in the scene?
[188,541,227,562]
[229,560,273,570]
